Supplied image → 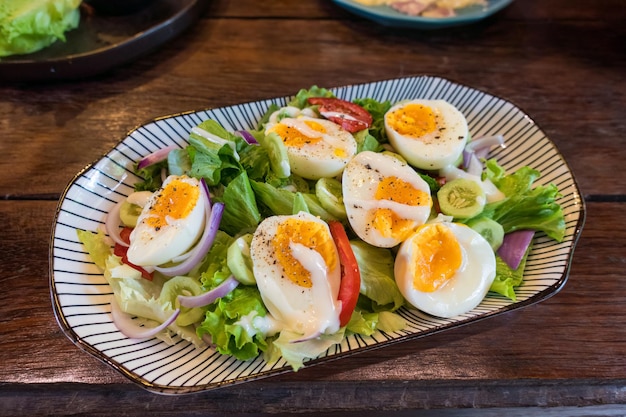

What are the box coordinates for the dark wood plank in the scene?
[1,1,625,197]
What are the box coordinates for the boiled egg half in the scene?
[394,221,496,318]
[127,175,206,266]
[385,99,469,171]
[250,211,342,338]
[342,151,432,248]
[265,116,357,180]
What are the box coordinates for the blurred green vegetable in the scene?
[1,0,81,57]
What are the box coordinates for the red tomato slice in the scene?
[328,221,361,327]
[307,97,373,133]
[119,227,132,245]
[114,227,153,281]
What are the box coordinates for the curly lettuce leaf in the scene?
[0,0,80,57]
[198,230,234,288]
[133,159,167,192]
[103,253,203,346]
[353,97,392,144]
[288,86,335,108]
[490,241,532,301]
[198,286,270,360]
[198,265,269,361]
[482,159,566,242]
[347,310,407,337]
[194,230,270,359]
[187,120,244,186]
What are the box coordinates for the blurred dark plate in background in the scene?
[0,0,206,83]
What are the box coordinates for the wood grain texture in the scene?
[0,0,625,414]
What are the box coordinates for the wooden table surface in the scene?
[1,0,625,415]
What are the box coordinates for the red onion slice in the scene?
[137,145,178,170]
[497,230,535,270]
[235,130,259,145]
[463,135,505,171]
[105,199,129,247]
[110,297,180,339]
[465,135,505,153]
[154,200,224,277]
[177,275,239,308]
[465,152,483,177]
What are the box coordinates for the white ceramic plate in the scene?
[50,76,585,394]
[333,0,514,29]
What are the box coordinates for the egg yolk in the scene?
[370,176,431,240]
[334,147,348,158]
[387,103,437,138]
[372,209,417,241]
[269,120,325,148]
[409,223,462,292]
[144,178,200,230]
[375,176,431,206]
[272,218,338,288]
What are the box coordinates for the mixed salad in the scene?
[350,0,487,18]
[78,86,565,371]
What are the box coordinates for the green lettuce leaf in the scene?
[198,230,234,288]
[238,143,271,181]
[288,86,335,108]
[76,229,111,270]
[167,148,192,176]
[353,129,383,153]
[188,121,243,186]
[198,271,269,361]
[215,171,261,236]
[195,230,270,360]
[490,243,532,301]
[264,329,344,371]
[346,310,378,336]
[376,310,408,333]
[353,97,392,144]
[0,0,81,57]
[197,287,270,361]
[350,240,405,312]
[251,180,336,222]
[481,159,566,242]
[134,160,167,192]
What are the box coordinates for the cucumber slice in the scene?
[119,201,142,227]
[315,177,347,220]
[437,178,486,219]
[263,132,291,179]
[466,217,504,251]
[227,234,256,285]
[159,276,205,327]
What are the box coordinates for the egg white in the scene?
[250,212,342,337]
[394,221,496,318]
[265,116,357,180]
[342,151,432,248]
[385,99,469,171]
[127,175,206,266]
